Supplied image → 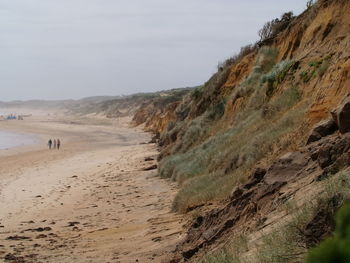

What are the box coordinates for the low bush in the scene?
[299,56,331,83]
[218,44,257,70]
[258,12,295,42]
[300,71,311,83]
[205,100,226,121]
[306,203,350,263]
[261,60,295,96]
[234,47,278,100]
[190,86,204,100]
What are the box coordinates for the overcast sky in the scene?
[0,0,307,101]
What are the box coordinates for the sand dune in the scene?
[0,114,184,263]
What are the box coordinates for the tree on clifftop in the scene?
[258,11,295,42]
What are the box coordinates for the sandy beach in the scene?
[0,113,184,263]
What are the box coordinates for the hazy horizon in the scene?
[1,0,307,101]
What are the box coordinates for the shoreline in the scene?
[0,113,184,262]
[0,129,42,151]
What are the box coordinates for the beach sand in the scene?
[0,113,184,263]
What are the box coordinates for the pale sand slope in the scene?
[0,114,184,263]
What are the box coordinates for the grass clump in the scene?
[300,71,311,83]
[254,172,350,263]
[261,60,295,96]
[160,46,308,213]
[234,47,278,100]
[159,152,205,184]
[263,86,301,118]
[190,86,204,100]
[299,56,332,83]
[256,206,312,263]
[168,91,306,212]
[317,56,331,77]
[206,100,226,121]
[200,234,249,263]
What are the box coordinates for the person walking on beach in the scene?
[53,139,57,149]
[48,139,52,149]
[57,139,61,150]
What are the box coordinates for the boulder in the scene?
[307,118,338,144]
[331,93,350,134]
[230,186,243,199]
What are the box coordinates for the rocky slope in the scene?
[131,0,350,262]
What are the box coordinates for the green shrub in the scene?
[306,204,350,263]
[299,56,331,83]
[258,12,295,42]
[235,47,278,100]
[206,100,226,121]
[261,60,295,96]
[191,86,204,100]
[300,71,311,83]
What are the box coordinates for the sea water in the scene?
[0,131,38,150]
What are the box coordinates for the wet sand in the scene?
[0,114,183,263]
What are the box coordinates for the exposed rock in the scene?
[25,227,52,232]
[229,186,243,200]
[6,235,31,241]
[307,133,350,173]
[331,93,350,134]
[149,133,160,144]
[303,194,341,248]
[243,167,266,189]
[35,234,47,239]
[67,221,80,227]
[4,253,26,263]
[170,151,318,261]
[264,152,309,184]
[142,165,158,171]
[170,131,350,261]
[307,118,338,144]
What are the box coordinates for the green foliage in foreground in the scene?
[306,203,350,263]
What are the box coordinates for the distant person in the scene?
[57,139,61,150]
[48,139,52,149]
[53,139,57,149]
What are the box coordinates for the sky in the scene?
[0,0,307,101]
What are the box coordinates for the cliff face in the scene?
[131,0,350,261]
[275,0,350,123]
[132,89,192,134]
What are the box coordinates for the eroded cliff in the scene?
[131,0,350,262]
